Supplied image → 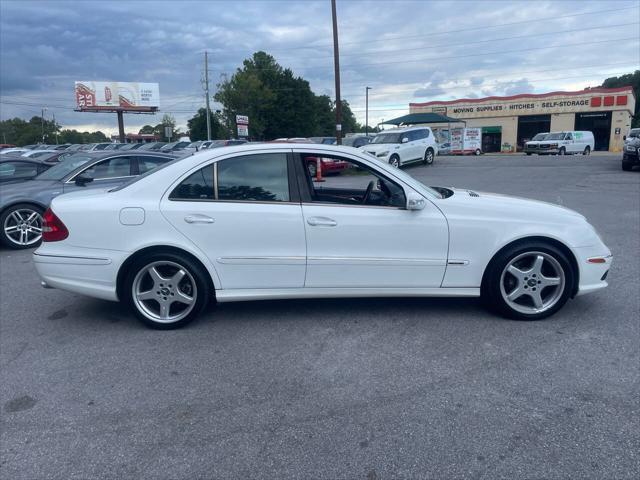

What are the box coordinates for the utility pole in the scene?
[41,107,47,143]
[365,86,371,137]
[331,0,342,145]
[52,112,58,144]
[204,51,212,141]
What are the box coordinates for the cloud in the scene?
[1,0,638,134]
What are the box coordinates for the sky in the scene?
[1,0,639,137]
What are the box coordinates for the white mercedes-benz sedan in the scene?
[33,143,612,329]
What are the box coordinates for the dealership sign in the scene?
[236,114,249,137]
[75,81,160,111]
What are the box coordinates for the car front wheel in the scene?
[482,242,574,320]
[423,148,434,165]
[0,203,44,249]
[389,155,400,168]
[123,252,211,329]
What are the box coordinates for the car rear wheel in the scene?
[124,252,211,329]
[0,203,44,249]
[474,149,481,156]
[389,155,400,168]
[583,146,591,155]
[482,242,574,320]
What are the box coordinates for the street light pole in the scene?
[365,86,371,137]
[204,51,212,141]
[331,0,342,145]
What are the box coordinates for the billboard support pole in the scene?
[117,110,125,143]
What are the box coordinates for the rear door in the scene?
[160,150,307,289]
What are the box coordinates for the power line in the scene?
[206,4,639,55]
[274,21,639,61]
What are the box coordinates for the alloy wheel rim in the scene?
[3,209,42,246]
[132,261,197,323]
[426,151,433,163]
[499,251,565,315]
[391,157,399,167]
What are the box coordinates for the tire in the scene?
[0,203,44,249]
[558,147,566,156]
[389,155,400,168]
[481,241,574,321]
[526,152,532,156]
[307,161,317,177]
[474,149,481,156]
[622,162,632,171]
[423,148,434,165]
[123,251,212,329]
[583,146,591,156]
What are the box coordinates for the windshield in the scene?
[35,155,93,180]
[532,133,548,141]
[546,133,566,140]
[371,132,402,144]
[629,129,640,138]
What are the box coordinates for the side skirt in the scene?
[216,287,480,303]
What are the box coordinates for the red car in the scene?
[268,138,349,176]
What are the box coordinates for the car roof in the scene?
[70,151,180,160]
[376,126,429,133]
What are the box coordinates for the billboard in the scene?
[75,81,160,111]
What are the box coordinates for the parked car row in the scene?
[0,151,187,249]
[524,131,594,155]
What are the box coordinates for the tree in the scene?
[138,125,155,134]
[601,70,640,127]
[187,108,228,140]
[0,116,60,145]
[215,51,349,140]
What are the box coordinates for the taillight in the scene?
[42,208,68,242]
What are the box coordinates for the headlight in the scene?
[377,151,389,157]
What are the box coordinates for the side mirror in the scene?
[74,175,94,186]
[401,137,409,144]
[623,135,626,140]
[406,191,426,210]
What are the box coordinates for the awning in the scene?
[481,126,502,134]
[381,112,465,125]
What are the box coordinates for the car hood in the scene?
[434,187,584,223]
[362,143,400,154]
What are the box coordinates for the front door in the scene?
[160,151,307,290]
[295,152,448,288]
[63,155,136,193]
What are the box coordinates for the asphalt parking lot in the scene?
[1,153,638,479]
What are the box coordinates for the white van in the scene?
[537,131,594,155]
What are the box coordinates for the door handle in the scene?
[184,214,215,224]
[307,216,337,227]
